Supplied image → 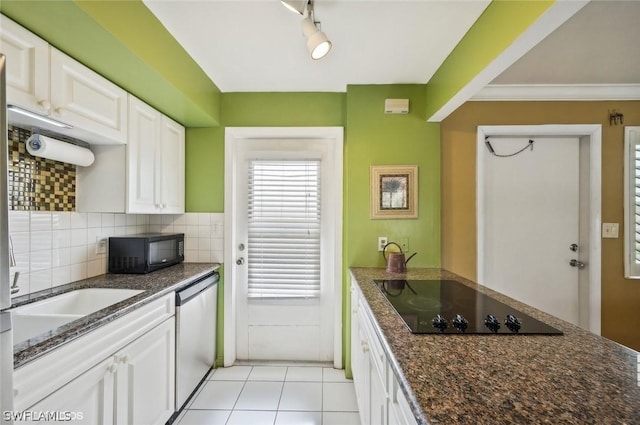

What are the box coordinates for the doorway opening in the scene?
[224,127,344,367]
[477,125,601,334]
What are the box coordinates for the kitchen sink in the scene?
[11,288,143,345]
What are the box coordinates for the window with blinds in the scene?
[625,127,640,278]
[247,160,321,298]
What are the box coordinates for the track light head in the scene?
[301,16,332,60]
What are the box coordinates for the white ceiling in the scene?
[144,0,640,97]
[144,0,490,92]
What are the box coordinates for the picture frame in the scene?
[370,165,418,219]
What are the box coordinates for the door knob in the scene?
[569,243,578,252]
[569,259,586,269]
[236,257,245,265]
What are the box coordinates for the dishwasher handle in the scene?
[176,272,219,306]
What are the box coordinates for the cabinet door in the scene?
[356,320,371,425]
[0,15,50,114]
[116,318,175,425]
[24,358,116,425]
[351,285,371,425]
[370,362,387,425]
[127,96,161,213]
[159,115,185,214]
[50,48,127,144]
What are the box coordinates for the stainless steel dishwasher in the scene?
[175,271,218,411]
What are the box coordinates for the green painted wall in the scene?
[222,92,346,127]
[184,92,346,211]
[424,0,554,120]
[185,128,225,212]
[343,84,441,375]
[1,0,220,127]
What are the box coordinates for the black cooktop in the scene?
[373,279,562,335]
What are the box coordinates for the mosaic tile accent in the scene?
[7,125,76,211]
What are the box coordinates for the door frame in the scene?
[476,125,602,335]
[224,127,344,367]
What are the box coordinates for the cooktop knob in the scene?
[431,314,448,333]
[505,314,522,333]
[484,314,501,333]
[452,314,469,333]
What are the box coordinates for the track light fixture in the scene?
[281,0,332,60]
[280,0,307,15]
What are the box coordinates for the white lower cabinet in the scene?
[24,318,174,425]
[351,279,418,425]
[351,285,369,424]
[115,317,175,424]
[14,294,175,425]
[27,356,116,424]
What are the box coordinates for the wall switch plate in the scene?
[96,237,107,254]
[602,223,619,238]
[378,236,388,251]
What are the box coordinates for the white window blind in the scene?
[634,143,640,262]
[248,160,321,298]
[625,127,640,278]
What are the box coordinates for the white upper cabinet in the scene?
[77,97,185,214]
[50,48,128,143]
[127,96,185,214]
[128,96,162,213]
[0,15,127,145]
[0,15,50,114]
[159,116,186,213]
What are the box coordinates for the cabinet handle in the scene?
[362,340,370,353]
[37,99,51,113]
[107,364,118,374]
[53,106,65,115]
[118,355,130,364]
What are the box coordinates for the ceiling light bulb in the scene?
[301,16,332,60]
[281,0,307,15]
[307,32,332,60]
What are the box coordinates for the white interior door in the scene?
[233,138,338,362]
[480,136,582,326]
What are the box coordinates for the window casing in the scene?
[624,127,640,278]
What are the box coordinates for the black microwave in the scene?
[108,233,184,274]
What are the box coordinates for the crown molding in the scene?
[472,84,640,101]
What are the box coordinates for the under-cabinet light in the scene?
[7,104,73,129]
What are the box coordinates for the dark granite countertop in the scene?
[350,267,640,425]
[12,262,220,369]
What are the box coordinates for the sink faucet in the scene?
[8,236,19,295]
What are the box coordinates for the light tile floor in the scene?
[176,365,361,425]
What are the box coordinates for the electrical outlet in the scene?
[398,237,409,252]
[378,236,388,251]
[96,237,107,254]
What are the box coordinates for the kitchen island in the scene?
[350,267,640,425]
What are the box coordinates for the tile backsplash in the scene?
[148,213,224,264]
[8,125,76,211]
[9,211,224,297]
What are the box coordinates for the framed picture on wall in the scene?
[370,165,418,219]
